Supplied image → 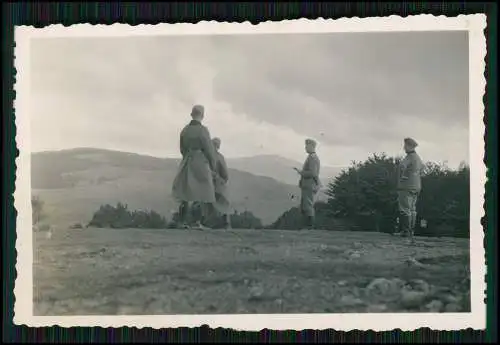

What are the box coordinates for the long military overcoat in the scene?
[213,151,231,214]
[172,120,217,203]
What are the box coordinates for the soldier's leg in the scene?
[308,215,315,230]
[224,213,232,229]
[301,188,315,230]
[213,193,227,229]
[202,202,212,223]
[191,202,202,225]
[299,193,304,225]
[397,191,412,237]
[300,191,310,229]
[409,192,419,237]
[198,202,213,229]
[178,201,191,228]
[308,191,316,229]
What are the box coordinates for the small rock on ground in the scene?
[444,303,462,312]
[249,285,264,298]
[408,279,431,294]
[425,300,444,312]
[400,290,427,309]
[339,295,364,306]
[352,242,363,249]
[366,278,404,297]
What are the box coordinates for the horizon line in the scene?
[30,147,350,169]
[30,146,468,169]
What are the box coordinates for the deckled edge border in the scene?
[12,14,488,332]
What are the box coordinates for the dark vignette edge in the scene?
[4,2,495,343]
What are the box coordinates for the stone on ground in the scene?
[425,299,444,312]
[400,290,428,308]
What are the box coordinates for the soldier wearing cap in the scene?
[294,139,321,230]
[172,105,217,230]
[211,137,232,229]
[396,137,424,241]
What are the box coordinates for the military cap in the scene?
[404,137,418,148]
[305,138,317,147]
[191,105,205,117]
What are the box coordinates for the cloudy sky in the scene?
[29,31,469,168]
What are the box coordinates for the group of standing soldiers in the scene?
[172,104,424,240]
[171,105,230,230]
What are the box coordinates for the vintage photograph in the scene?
[14,16,486,330]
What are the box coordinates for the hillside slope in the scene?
[31,148,299,226]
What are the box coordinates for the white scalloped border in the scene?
[13,14,487,331]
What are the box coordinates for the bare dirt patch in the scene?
[33,228,470,315]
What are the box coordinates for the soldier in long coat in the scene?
[396,137,424,241]
[294,139,321,230]
[211,137,232,229]
[172,105,216,230]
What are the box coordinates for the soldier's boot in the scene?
[192,216,211,230]
[308,216,315,230]
[300,214,310,230]
[223,214,232,230]
[408,213,417,244]
[177,202,191,229]
[195,213,212,230]
[410,212,418,237]
[191,203,211,230]
[400,214,411,238]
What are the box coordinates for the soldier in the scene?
[396,137,424,242]
[294,139,321,230]
[211,137,232,229]
[172,105,217,230]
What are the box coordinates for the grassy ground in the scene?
[34,228,470,315]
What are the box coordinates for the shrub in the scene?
[88,203,169,229]
[169,207,263,229]
[269,201,358,231]
[325,154,469,237]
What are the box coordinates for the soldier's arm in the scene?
[218,155,229,182]
[200,127,217,171]
[419,157,425,176]
[399,158,409,179]
[301,157,320,178]
[179,129,187,157]
[406,155,421,176]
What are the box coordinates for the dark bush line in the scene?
[169,207,263,229]
[275,154,468,237]
[87,203,264,230]
[88,203,168,229]
[49,153,469,238]
[270,154,469,238]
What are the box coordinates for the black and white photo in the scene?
[14,16,487,330]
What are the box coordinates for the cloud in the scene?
[28,32,469,168]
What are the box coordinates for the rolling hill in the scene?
[31,148,302,226]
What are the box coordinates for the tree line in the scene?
[32,153,469,237]
[271,153,469,237]
[86,203,263,230]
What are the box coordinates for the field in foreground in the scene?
[34,228,470,315]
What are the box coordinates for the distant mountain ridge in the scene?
[31,148,306,226]
[227,154,344,187]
